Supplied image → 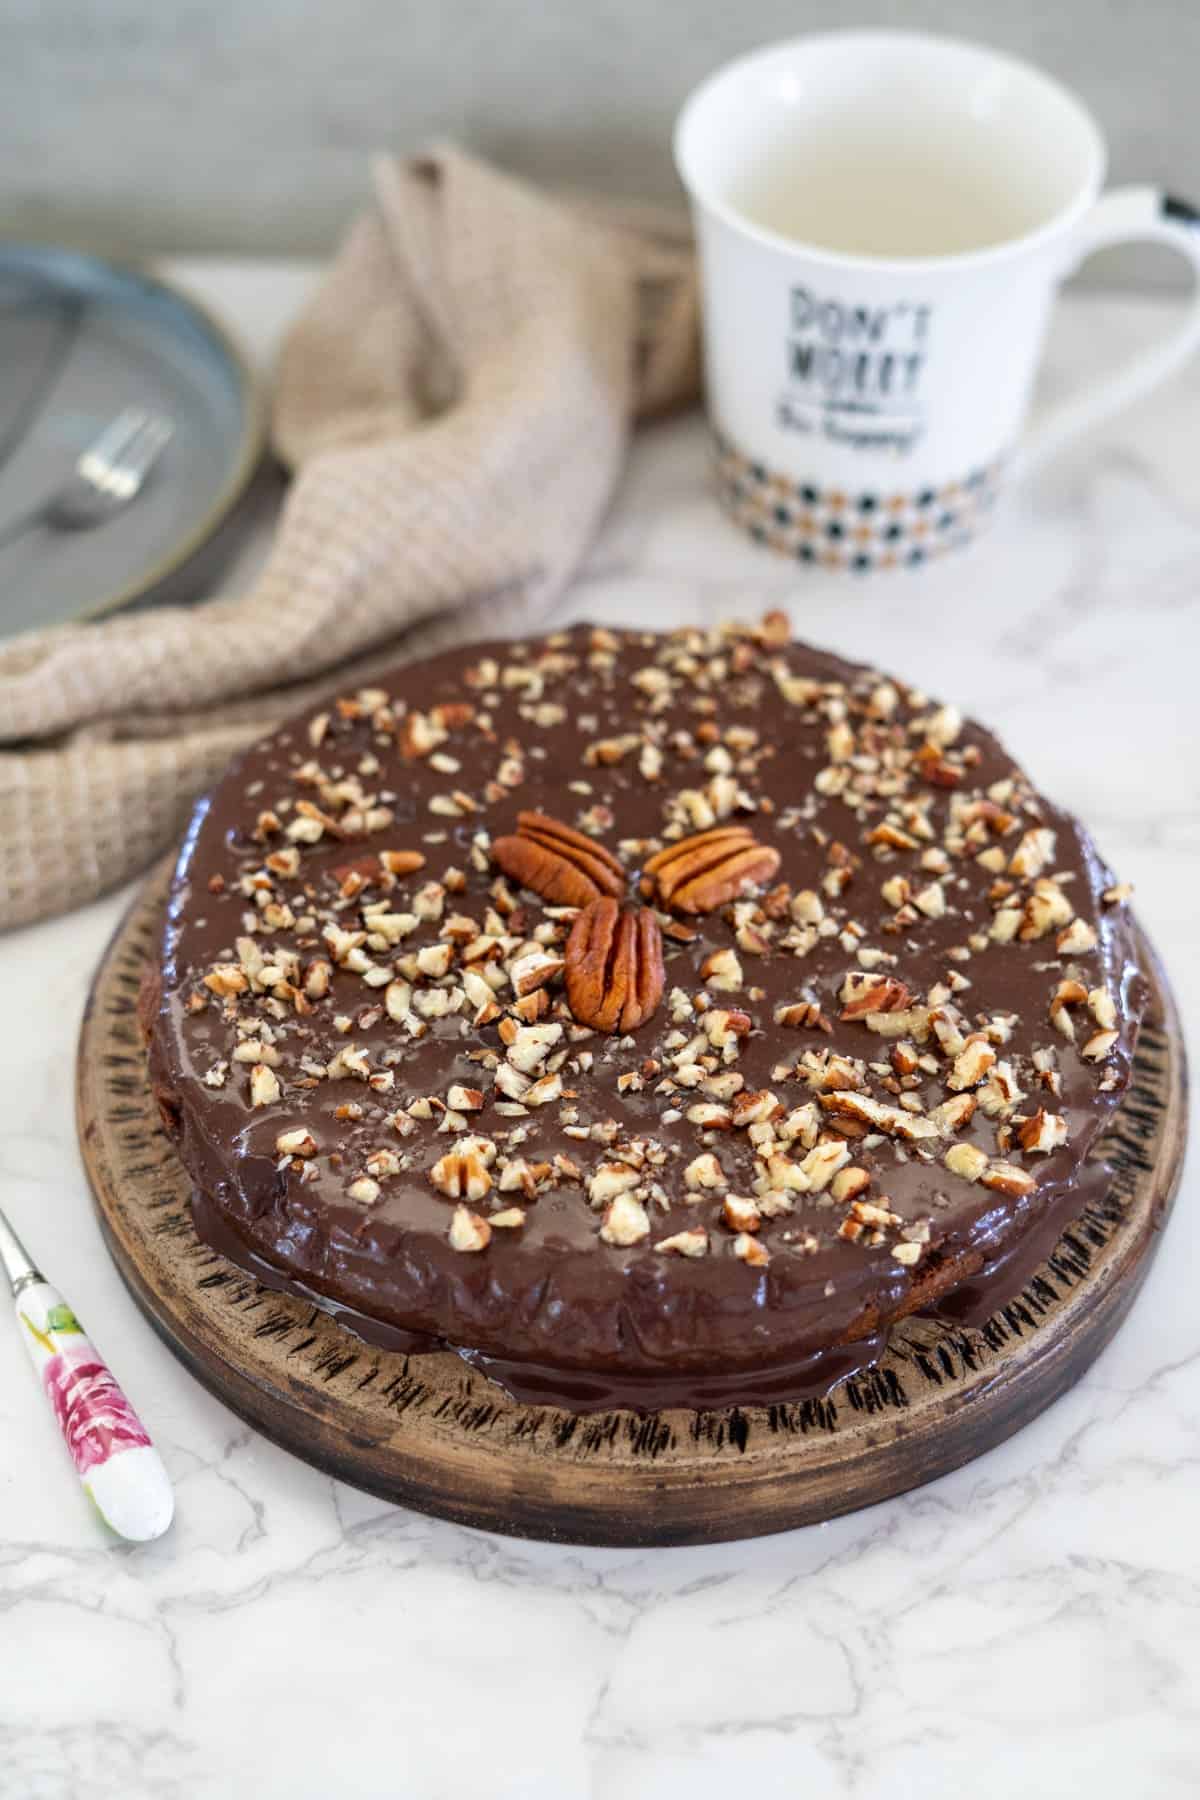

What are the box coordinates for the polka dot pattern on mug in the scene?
[714,434,1003,570]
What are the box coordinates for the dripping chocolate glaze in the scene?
[148,622,1145,1412]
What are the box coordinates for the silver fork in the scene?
[0,407,174,552]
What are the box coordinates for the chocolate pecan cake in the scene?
[146,616,1144,1411]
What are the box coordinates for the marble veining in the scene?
[0,266,1196,1799]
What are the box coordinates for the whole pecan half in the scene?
[641,825,781,915]
[491,811,625,908]
[565,897,665,1032]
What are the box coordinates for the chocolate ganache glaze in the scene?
[147,617,1144,1412]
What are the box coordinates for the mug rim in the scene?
[673,27,1107,274]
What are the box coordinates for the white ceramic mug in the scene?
[674,30,1200,569]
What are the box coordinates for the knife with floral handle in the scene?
[0,1205,173,1541]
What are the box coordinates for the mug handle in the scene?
[1017,185,1200,475]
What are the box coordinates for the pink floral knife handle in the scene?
[1,1207,173,1541]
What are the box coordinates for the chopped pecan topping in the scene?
[705,1008,752,1046]
[819,1089,938,1140]
[945,1142,988,1181]
[1050,977,1088,1041]
[641,825,781,914]
[1088,987,1117,1029]
[600,1192,651,1246]
[172,615,1134,1333]
[491,811,625,907]
[249,1063,281,1107]
[509,949,565,995]
[1020,879,1074,942]
[839,974,911,1021]
[564,898,665,1033]
[429,1149,492,1202]
[730,1088,780,1128]
[1009,827,1056,880]
[204,964,248,998]
[1017,1108,1068,1154]
[947,1034,997,1091]
[930,1092,976,1133]
[700,946,743,991]
[830,1165,870,1203]
[799,1139,850,1191]
[379,849,428,877]
[588,1162,640,1206]
[686,1153,725,1192]
[448,1206,492,1252]
[1057,917,1098,955]
[775,1000,832,1031]
[723,1194,761,1232]
[276,1127,317,1158]
[980,1160,1036,1197]
[655,1228,709,1257]
[914,742,963,787]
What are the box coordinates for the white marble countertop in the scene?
[0,263,1197,1799]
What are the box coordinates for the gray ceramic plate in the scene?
[0,245,265,642]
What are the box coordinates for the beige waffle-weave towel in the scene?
[0,146,699,929]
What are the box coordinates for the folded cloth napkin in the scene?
[0,146,699,930]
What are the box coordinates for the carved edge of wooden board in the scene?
[76,863,1188,1546]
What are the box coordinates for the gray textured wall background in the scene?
[5,0,1196,285]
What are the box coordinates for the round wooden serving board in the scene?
[77,864,1187,1547]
